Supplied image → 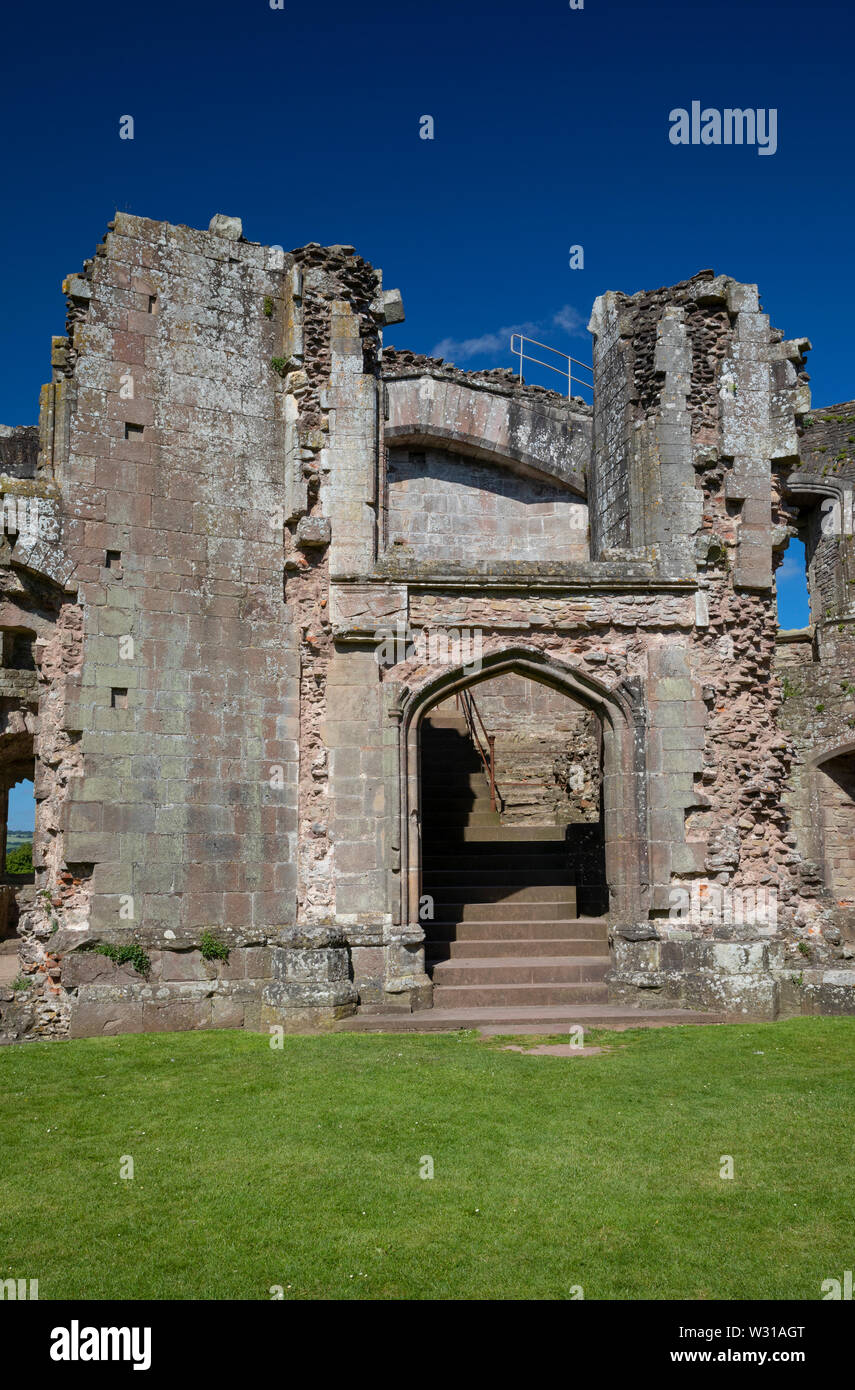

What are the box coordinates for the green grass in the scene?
[1,1019,853,1300]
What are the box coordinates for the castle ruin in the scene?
[1,210,854,1040]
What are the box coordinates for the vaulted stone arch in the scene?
[383,373,589,493]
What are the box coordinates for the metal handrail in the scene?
[510,333,593,398]
[455,689,503,813]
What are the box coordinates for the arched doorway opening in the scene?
[0,746,35,987]
[397,650,646,1010]
[814,746,855,937]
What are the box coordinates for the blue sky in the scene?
[0,0,846,827]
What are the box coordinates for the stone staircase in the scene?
[339,709,725,1032]
[421,709,610,1013]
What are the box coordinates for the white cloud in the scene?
[551,304,586,336]
[430,304,586,363]
[777,553,801,581]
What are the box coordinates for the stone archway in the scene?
[811,742,855,934]
[397,647,647,933]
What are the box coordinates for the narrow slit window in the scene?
[777,536,810,628]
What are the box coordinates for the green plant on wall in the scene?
[200,930,229,962]
[85,942,152,977]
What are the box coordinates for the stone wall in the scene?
[386,448,588,565]
[0,426,39,480]
[768,402,855,1003]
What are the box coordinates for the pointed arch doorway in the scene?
[396,650,647,1011]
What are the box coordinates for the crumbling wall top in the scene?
[382,346,592,416]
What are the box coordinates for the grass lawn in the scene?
[1,1018,853,1300]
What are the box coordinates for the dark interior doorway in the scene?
[418,679,608,1011]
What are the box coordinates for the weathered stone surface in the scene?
[381,289,405,325]
[208,214,242,241]
[295,516,331,549]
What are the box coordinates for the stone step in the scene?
[428,918,607,940]
[421,790,496,801]
[423,868,574,886]
[426,937,608,960]
[336,1005,728,1034]
[432,956,610,985]
[423,850,571,866]
[423,862,573,877]
[452,813,506,826]
[429,899,577,921]
[420,800,495,814]
[424,825,567,843]
[428,884,576,905]
[432,981,610,1007]
[421,773,488,787]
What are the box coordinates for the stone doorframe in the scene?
[807,740,855,905]
[391,647,648,933]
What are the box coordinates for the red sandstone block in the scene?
[127,310,157,337]
[251,892,285,927]
[112,439,151,467]
[150,497,194,532]
[134,463,155,495]
[64,800,103,833]
[141,1001,211,1032]
[223,893,253,927]
[128,525,161,556]
[106,493,151,527]
[160,950,209,982]
[83,520,117,550]
[212,998,245,1029]
[62,953,137,987]
[188,713,224,737]
[185,862,239,895]
[95,459,134,492]
[171,593,204,614]
[188,893,226,925]
[244,863,275,893]
[140,592,176,615]
[71,1001,145,1038]
[112,331,145,365]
